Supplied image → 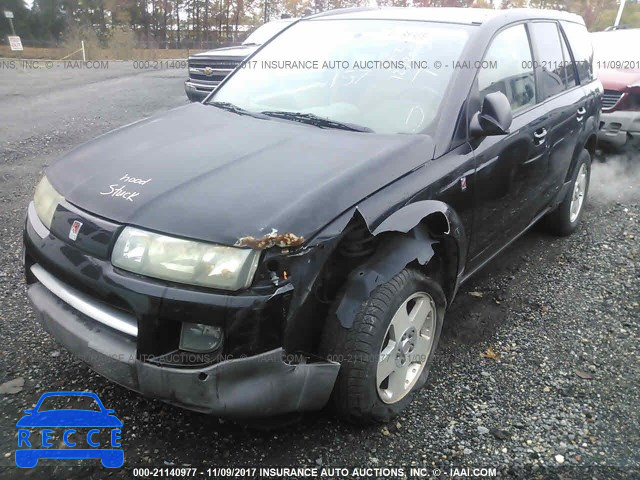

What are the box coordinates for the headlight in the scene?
[111,227,260,290]
[33,176,64,229]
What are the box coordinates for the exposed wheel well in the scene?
[422,211,450,236]
[303,214,460,354]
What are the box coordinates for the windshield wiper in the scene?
[208,101,269,119]
[260,111,373,133]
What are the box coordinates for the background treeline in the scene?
[1,0,639,50]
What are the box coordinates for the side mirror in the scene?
[470,91,513,137]
[24,409,34,414]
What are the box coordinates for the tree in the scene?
[0,0,34,38]
[501,0,526,8]
[30,0,66,40]
[590,1,640,30]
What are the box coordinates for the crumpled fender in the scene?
[370,200,467,284]
[334,200,467,327]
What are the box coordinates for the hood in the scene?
[47,103,433,246]
[192,45,257,59]
[598,69,640,91]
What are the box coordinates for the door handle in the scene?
[577,107,586,122]
[533,128,547,145]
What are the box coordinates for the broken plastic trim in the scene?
[335,228,437,328]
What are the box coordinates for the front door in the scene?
[467,22,549,267]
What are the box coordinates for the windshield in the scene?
[243,21,293,45]
[591,30,640,72]
[212,19,472,134]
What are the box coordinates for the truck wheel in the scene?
[320,268,445,423]
[543,149,591,236]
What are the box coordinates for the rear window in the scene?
[561,21,594,83]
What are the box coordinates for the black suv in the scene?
[24,7,601,423]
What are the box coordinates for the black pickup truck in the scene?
[25,7,601,423]
[184,18,294,101]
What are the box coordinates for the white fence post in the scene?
[614,0,627,27]
[81,40,86,61]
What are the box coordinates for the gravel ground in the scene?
[0,66,638,479]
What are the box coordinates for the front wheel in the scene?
[543,149,591,236]
[320,268,445,424]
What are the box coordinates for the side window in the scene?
[529,22,570,99]
[478,24,536,114]
[559,33,577,88]
[561,21,594,84]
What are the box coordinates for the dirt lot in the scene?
[0,65,638,479]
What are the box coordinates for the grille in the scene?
[602,90,623,110]
[188,58,242,83]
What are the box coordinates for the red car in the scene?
[593,29,640,149]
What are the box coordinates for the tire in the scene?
[543,149,591,236]
[319,268,446,424]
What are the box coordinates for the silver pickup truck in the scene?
[185,19,295,101]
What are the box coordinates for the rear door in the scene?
[528,21,586,200]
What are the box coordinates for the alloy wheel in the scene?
[570,163,588,223]
[376,292,437,404]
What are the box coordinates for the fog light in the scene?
[179,323,223,353]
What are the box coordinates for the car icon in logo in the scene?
[15,391,123,468]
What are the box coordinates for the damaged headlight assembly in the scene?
[111,227,261,290]
[33,176,64,230]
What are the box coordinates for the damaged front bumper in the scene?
[23,203,339,417]
[27,280,338,415]
[26,275,339,416]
